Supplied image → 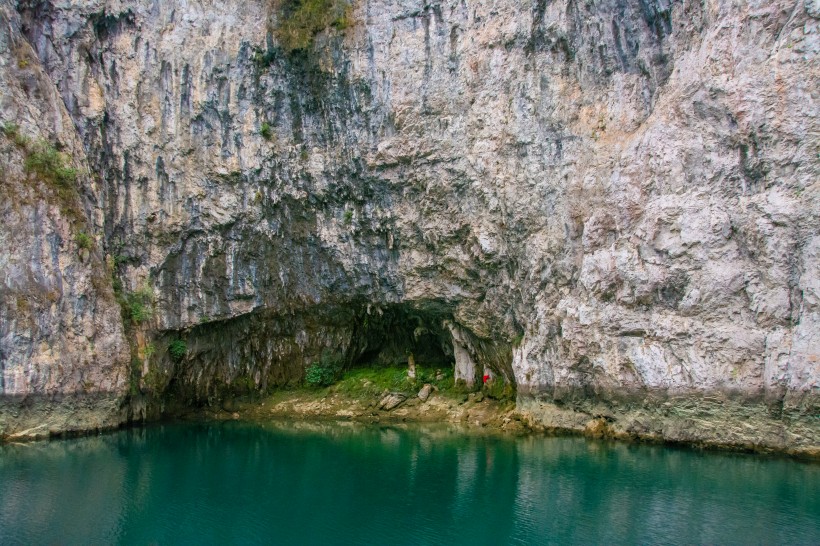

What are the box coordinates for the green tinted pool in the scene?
[1,421,817,545]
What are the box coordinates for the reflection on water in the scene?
[1,421,818,545]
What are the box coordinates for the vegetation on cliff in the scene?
[2,123,79,208]
[270,0,352,52]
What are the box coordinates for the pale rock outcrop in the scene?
[379,392,406,411]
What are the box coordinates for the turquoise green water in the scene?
[0,421,818,545]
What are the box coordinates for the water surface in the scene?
[1,421,818,545]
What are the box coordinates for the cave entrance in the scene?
[349,303,454,373]
[346,302,515,391]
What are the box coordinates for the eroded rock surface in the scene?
[0,0,817,450]
[378,392,407,411]
[0,3,129,438]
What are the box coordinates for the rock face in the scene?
[0,4,130,438]
[0,0,817,451]
[378,392,407,411]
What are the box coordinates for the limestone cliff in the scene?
[0,0,817,451]
[0,3,129,437]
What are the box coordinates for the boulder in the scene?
[378,392,407,411]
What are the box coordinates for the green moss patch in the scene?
[326,365,454,398]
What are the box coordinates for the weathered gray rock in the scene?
[0,3,130,439]
[379,392,407,411]
[417,384,433,402]
[0,0,817,450]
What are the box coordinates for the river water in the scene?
[0,421,817,545]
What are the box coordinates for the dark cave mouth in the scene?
[346,302,516,392]
[348,303,455,371]
[151,299,517,404]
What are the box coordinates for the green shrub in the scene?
[13,132,29,148]
[24,141,77,187]
[253,48,277,67]
[305,350,344,387]
[343,210,353,224]
[111,275,124,296]
[260,121,273,140]
[305,363,336,387]
[75,231,93,250]
[169,340,187,362]
[120,285,154,325]
[127,298,151,324]
[1,122,19,138]
[2,123,31,149]
[272,0,352,52]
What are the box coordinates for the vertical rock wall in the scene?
[0,3,129,438]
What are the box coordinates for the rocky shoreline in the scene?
[175,389,526,434]
[2,386,818,460]
[0,393,127,443]
[166,387,820,460]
